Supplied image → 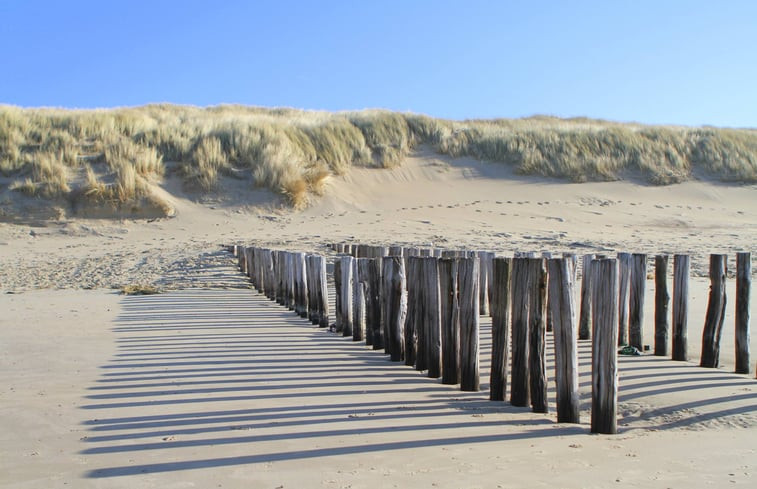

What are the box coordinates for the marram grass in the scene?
[1,104,756,219]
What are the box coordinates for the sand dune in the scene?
[1,149,756,487]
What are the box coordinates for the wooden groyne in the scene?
[232,243,754,434]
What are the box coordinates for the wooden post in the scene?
[340,256,354,338]
[439,257,460,384]
[629,253,647,351]
[654,255,670,356]
[333,258,343,332]
[404,256,419,367]
[672,254,689,361]
[617,252,632,346]
[541,252,553,333]
[459,256,480,391]
[352,258,364,341]
[490,257,511,400]
[421,257,442,378]
[311,255,328,328]
[529,258,549,413]
[383,256,407,361]
[367,258,383,350]
[579,254,594,340]
[357,259,372,344]
[591,258,619,434]
[548,258,580,423]
[510,257,530,407]
[413,257,428,372]
[297,253,309,318]
[735,252,751,374]
[700,254,727,368]
[477,251,491,316]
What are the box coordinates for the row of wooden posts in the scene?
[232,243,752,435]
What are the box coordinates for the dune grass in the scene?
[1,104,756,219]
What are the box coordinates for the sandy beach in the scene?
[1,150,756,488]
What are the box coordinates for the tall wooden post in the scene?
[367,258,383,349]
[316,255,329,328]
[529,258,549,413]
[654,255,670,356]
[413,257,428,372]
[735,252,751,374]
[440,257,461,385]
[340,256,354,337]
[333,258,343,333]
[700,254,727,368]
[422,257,442,378]
[591,258,619,434]
[382,256,407,361]
[672,255,689,361]
[459,257,480,391]
[510,257,530,407]
[629,253,647,351]
[579,254,594,340]
[617,252,632,345]
[548,258,580,423]
[490,257,511,400]
[404,256,419,366]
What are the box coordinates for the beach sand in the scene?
[1,150,756,487]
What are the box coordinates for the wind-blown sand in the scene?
[1,150,756,488]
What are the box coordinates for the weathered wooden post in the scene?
[672,255,689,361]
[340,255,354,338]
[411,257,428,372]
[367,258,383,349]
[591,258,619,434]
[579,254,594,340]
[439,257,461,385]
[701,254,727,368]
[404,256,419,367]
[548,258,580,423]
[490,257,511,401]
[382,256,407,361]
[352,258,364,341]
[356,259,372,343]
[333,259,343,332]
[459,256,480,391]
[421,257,442,378]
[654,255,670,356]
[298,252,310,318]
[617,252,632,346]
[629,253,647,351]
[736,252,751,374]
[529,258,549,413]
[510,257,530,407]
[477,251,491,316]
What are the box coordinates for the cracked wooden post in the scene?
[548,257,580,423]
[654,255,670,356]
[459,256,480,391]
[629,253,647,351]
[700,254,727,368]
[591,257,619,435]
[440,257,461,385]
[339,255,354,338]
[421,257,442,378]
[735,252,751,374]
[510,256,531,407]
[529,258,548,414]
[579,253,594,340]
[672,255,689,361]
[617,252,632,346]
[404,256,420,367]
[367,258,383,350]
[382,256,407,361]
[490,257,511,401]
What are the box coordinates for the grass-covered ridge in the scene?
[1,104,756,218]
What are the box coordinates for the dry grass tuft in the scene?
[121,284,161,295]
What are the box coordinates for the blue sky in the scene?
[1,0,755,127]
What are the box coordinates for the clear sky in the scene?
[1,0,755,127]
